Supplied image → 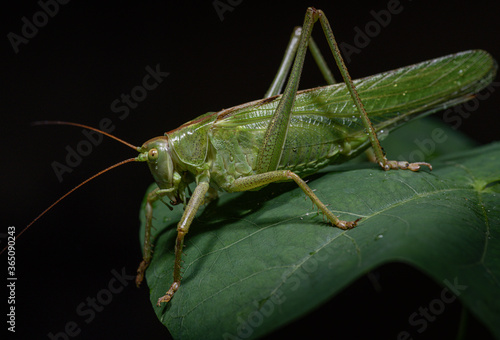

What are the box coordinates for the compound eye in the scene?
[148,148,159,161]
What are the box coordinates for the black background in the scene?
[2,1,499,339]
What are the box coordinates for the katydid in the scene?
[4,7,496,307]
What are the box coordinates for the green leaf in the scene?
[139,118,500,339]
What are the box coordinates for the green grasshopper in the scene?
[8,7,496,307]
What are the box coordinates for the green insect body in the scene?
[140,50,495,196]
[135,46,495,306]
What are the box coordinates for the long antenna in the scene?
[2,121,142,255]
[1,157,138,255]
[32,121,139,150]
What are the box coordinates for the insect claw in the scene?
[335,217,361,230]
[385,160,433,171]
[408,162,433,171]
[157,282,179,306]
[136,260,150,287]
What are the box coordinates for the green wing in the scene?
[210,50,496,178]
[218,50,495,131]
